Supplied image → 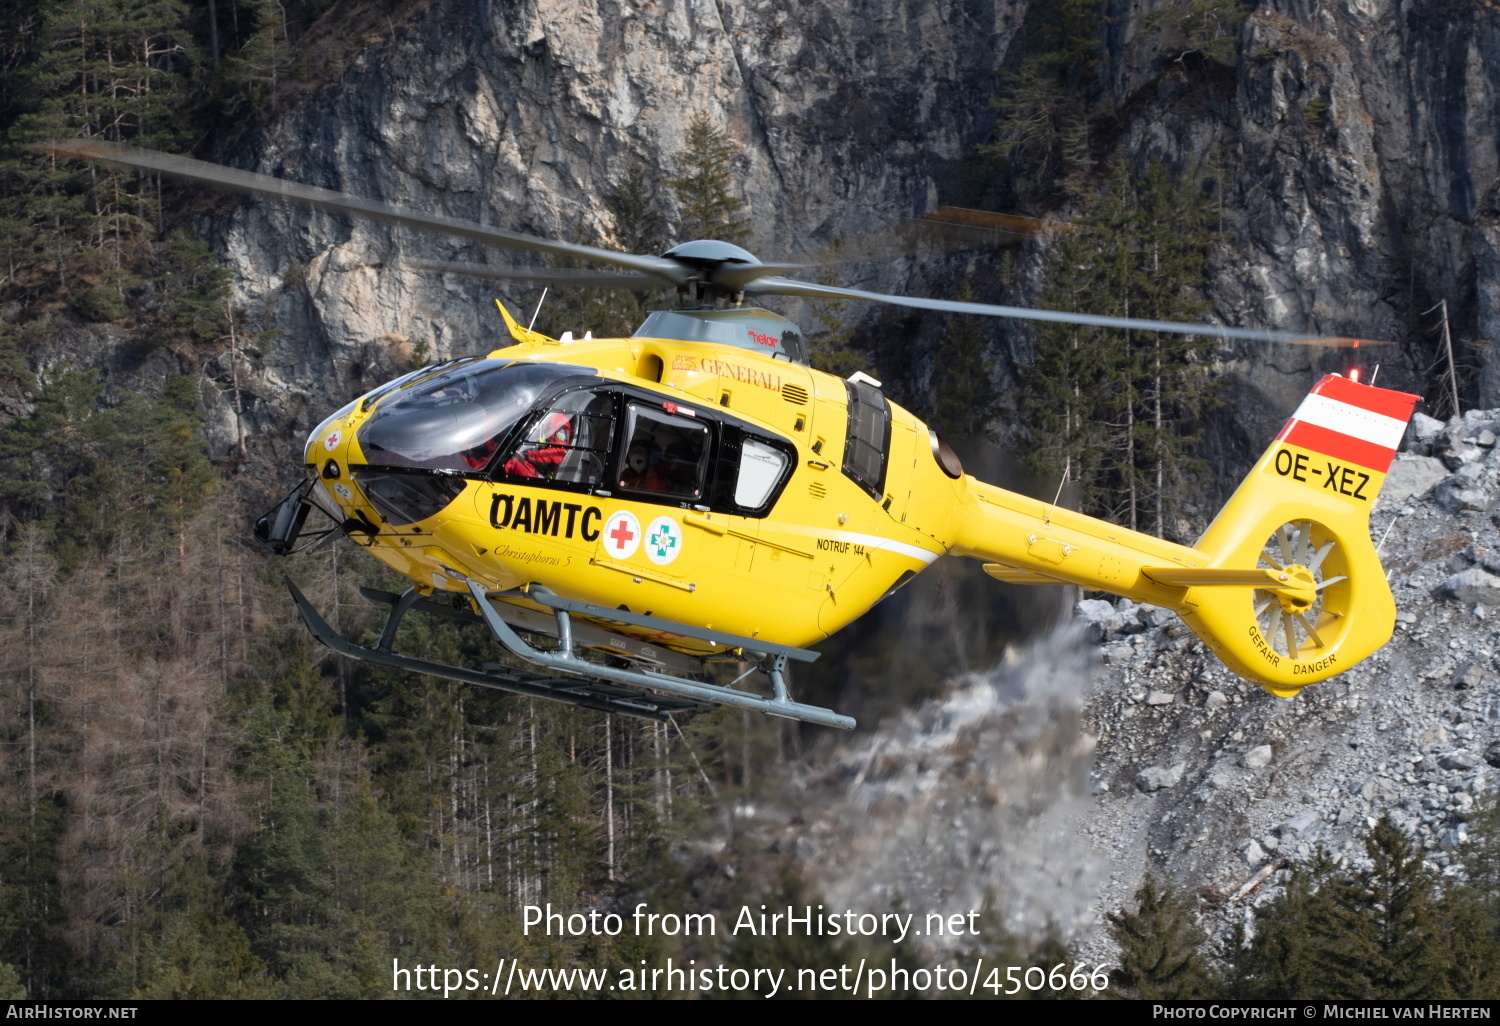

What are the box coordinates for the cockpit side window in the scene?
[705,424,795,516]
[501,390,616,488]
[841,380,890,500]
[617,404,710,501]
[734,438,789,508]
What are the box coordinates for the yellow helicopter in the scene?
[56,141,1419,731]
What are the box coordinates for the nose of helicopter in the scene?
[306,415,354,468]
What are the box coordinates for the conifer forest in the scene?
[2,0,1500,1001]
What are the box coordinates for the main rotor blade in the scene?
[43,140,689,286]
[745,276,1386,347]
[402,260,665,289]
[713,262,804,290]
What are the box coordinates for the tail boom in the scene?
[951,483,1215,606]
[955,374,1419,698]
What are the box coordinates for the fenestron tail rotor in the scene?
[1253,521,1347,660]
[42,139,1385,347]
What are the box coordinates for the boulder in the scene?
[1361,777,1400,803]
[1452,662,1485,689]
[1075,598,1124,639]
[1379,452,1448,505]
[1279,809,1322,839]
[1241,745,1274,769]
[1461,410,1497,434]
[1440,484,1490,512]
[1439,750,1480,771]
[1075,598,1115,621]
[1135,763,1185,792]
[1208,765,1235,789]
[1441,567,1500,605]
[1142,606,1175,629]
[1114,600,1145,633]
[1410,411,1445,445]
[1436,466,1491,511]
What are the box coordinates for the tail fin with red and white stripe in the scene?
[1175,374,1420,696]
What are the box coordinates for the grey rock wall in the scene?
[1083,1,1500,452]
[208,0,1023,464]
[197,0,1500,489]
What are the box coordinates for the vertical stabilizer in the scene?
[1180,374,1421,696]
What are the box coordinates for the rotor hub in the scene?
[1271,565,1317,614]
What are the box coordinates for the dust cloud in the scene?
[792,622,1106,948]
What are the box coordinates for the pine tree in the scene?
[1234,816,1500,998]
[1310,817,1457,998]
[982,0,1104,210]
[123,854,273,999]
[0,962,24,999]
[1020,157,1220,535]
[157,229,232,342]
[804,293,870,377]
[1106,874,1214,999]
[234,649,440,997]
[1145,0,1246,65]
[667,112,750,244]
[931,282,1001,438]
[608,162,669,257]
[3,0,198,291]
[1225,854,1341,998]
[1458,786,1500,931]
[223,0,295,112]
[535,163,672,340]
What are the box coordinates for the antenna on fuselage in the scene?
[1044,456,1070,526]
[527,287,549,332]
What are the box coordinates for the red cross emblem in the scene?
[602,511,641,559]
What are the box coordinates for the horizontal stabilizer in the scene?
[1142,567,1295,588]
[982,564,1069,585]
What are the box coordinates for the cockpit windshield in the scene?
[356,360,595,473]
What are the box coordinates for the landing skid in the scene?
[285,577,856,729]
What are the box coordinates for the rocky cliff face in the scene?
[1208,1,1500,433]
[206,0,1024,469]
[199,0,1500,490]
[1075,407,1500,957]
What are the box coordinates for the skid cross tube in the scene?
[359,587,703,674]
[286,577,679,721]
[466,582,855,730]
